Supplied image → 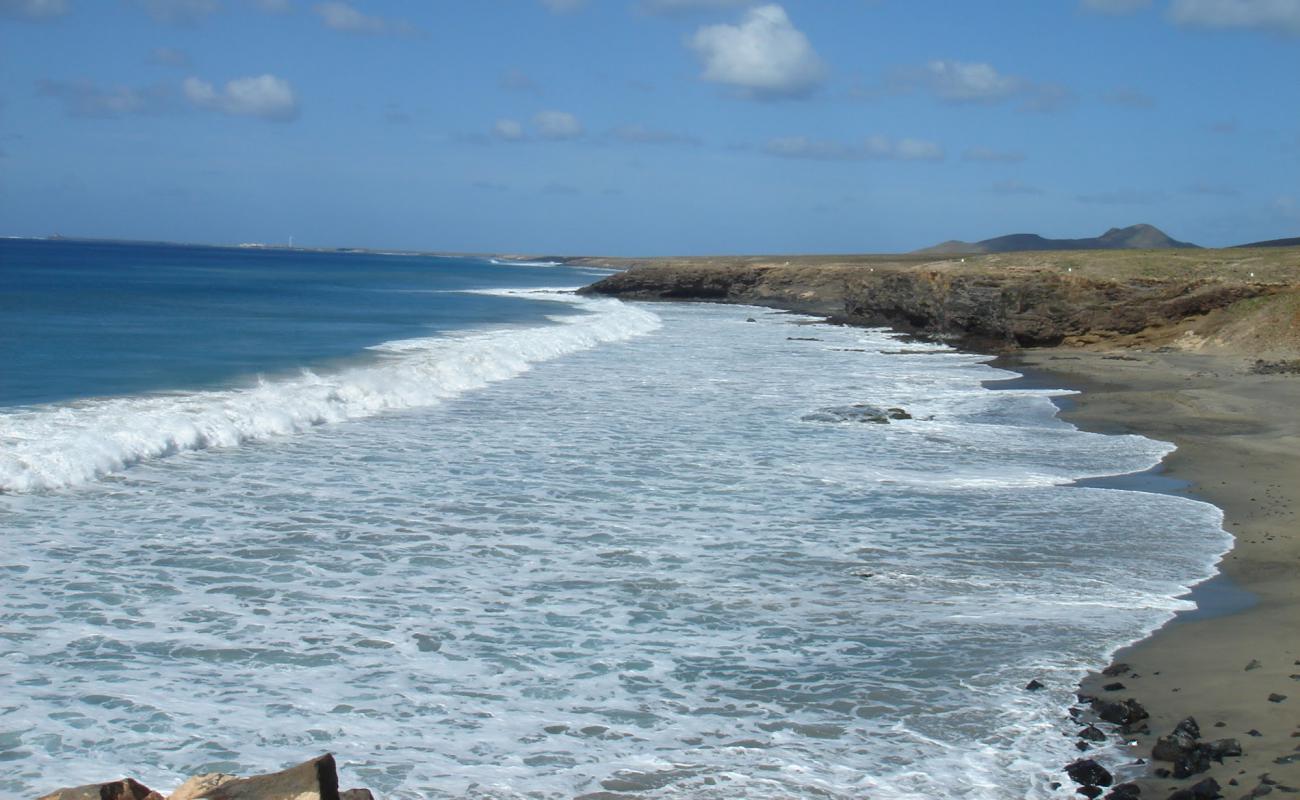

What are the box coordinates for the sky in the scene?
[1,0,1298,255]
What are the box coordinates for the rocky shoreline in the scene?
[580,250,1300,798]
[38,754,375,800]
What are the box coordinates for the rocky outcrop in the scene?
[578,261,1284,349]
[36,755,370,800]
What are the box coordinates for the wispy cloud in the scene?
[764,134,945,162]
[493,118,525,141]
[962,146,1026,163]
[0,0,69,20]
[313,2,419,35]
[607,124,701,146]
[1080,0,1152,13]
[500,69,540,94]
[889,60,1075,112]
[1076,189,1163,205]
[533,110,582,140]
[150,46,191,68]
[1101,86,1156,108]
[1183,182,1240,197]
[689,4,827,100]
[128,0,221,25]
[1169,0,1300,36]
[991,180,1045,195]
[183,74,299,121]
[37,78,174,117]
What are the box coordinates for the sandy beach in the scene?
[1010,348,1300,795]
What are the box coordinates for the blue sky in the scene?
[1,0,1298,254]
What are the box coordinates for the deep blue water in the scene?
[0,239,603,406]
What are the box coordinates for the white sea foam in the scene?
[0,293,660,492]
[0,302,1232,799]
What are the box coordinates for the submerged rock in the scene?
[801,404,911,424]
[1065,758,1113,787]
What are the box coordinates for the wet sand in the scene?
[1006,349,1300,795]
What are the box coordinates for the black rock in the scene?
[1154,768,1171,778]
[801,404,906,424]
[1079,725,1107,742]
[1105,783,1141,799]
[1102,663,1131,677]
[1175,717,1202,739]
[1153,731,1197,762]
[1249,729,1263,736]
[1093,698,1149,726]
[886,407,912,420]
[745,317,757,323]
[1026,679,1046,691]
[1202,738,1242,760]
[1247,659,1264,671]
[1079,785,1104,799]
[1188,777,1222,799]
[1103,682,1126,691]
[1077,741,1091,751]
[1065,758,1113,787]
[1173,748,1212,779]
[1268,693,1287,703]
[1214,721,1226,728]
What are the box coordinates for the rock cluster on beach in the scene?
[36,754,374,800]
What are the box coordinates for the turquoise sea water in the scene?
[0,240,1231,798]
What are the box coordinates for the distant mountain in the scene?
[915,224,1199,255]
[1231,237,1300,248]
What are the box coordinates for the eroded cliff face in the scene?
[578,261,1286,350]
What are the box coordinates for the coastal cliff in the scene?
[576,248,1300,354]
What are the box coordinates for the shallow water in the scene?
[0,288,1231,798]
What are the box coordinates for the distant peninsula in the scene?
[914,223,1199,255]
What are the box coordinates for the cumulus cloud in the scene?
[1169,0,1300,35]
[129,0,220,24]
[963,147,1026,163]
[0,0,68,20]
[37,78,173,117]
[183,74,299,121]
[1080,0,1153,13]
[313,2,417,35]
[1101,86,1156,108]
[764,134,944,162]
[493,118,524,141]
[533,109,582,139]
[689,4,827,100]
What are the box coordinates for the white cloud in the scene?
[0,0,68,20]
[764,134,944,162]
[1169,0,1300,35]
[533,110,582,139]
[1101,86,1156,108]
[183,74,299,121]
[130,0,221,24]
[689,4,826,99]
[493,118,524,141]
[911,60,1023,103]
[37,78,173,117]
[313,1,417,35]
[963,147,1026,163]
[1080,0,1153,13]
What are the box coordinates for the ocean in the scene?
[0,240,1232,798]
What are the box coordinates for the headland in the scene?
[578,246,1300,796]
